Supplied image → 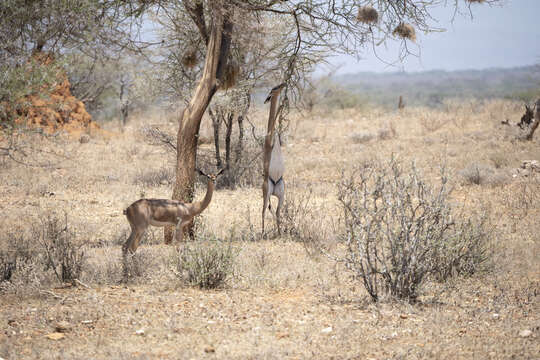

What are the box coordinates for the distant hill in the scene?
[331,65,540,108]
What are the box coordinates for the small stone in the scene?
[45,332,65,340]
[400,314,408,319]
[204,346,215,353]
[55,321,71,333]
[79,134,90,144]
[492,313,500,320]
[519,329,532,338]
[81,320,93,325]
[276,332,289,339]
[135,329,145,336]
[321,326,333,334]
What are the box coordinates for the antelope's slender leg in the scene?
[262,180,273,237]
[274,180,285,236]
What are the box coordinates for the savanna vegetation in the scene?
[1,0,538,359]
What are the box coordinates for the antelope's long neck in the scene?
[264,93,280,178]
[191,179,215,216]
[267,94,279,137]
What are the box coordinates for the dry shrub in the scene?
[122,248,156,282]
[337,158,492,302]
[82,249,123,285]
[350,124,396,144]
[459,164,485,185]
[175,239,238,289]
[280,186,316,238]
[419,114,447,133]
[216,136,262,189]
[1,215,86,293]
[458,163,509,186]
[357,6,378,24]
[37,214,86,285]
[489,153,511,169]
[350,131,375,144]
[466,0,486,3]
[378,122,397,140]
[133,167,174,187]
[279,185,331,256]
[431,214,493,282]
[393,23,416,41]
[0,230,37,283]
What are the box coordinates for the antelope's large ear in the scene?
[264,83,286,104]
[196,168,206,177]
[216,168,225,177]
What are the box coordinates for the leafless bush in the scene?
[278,185,333,256]
[489,153,511,169]
[82,250,123,285]
[350,124,396,144]
[175,236,238,289]
[419,115,447,133]
[0,225,60,294]
[213,135,262,189]
[133,167,174,187]
[377,122,397,140]
[279,186,316,238]
[122,248,155,282]
[0,231,37,283]
[140,126,176,153]
[431,214,493,281]
[350,132,375,144]
[36,214,86,285]
[458,163,509,186]
[337,158,492,302]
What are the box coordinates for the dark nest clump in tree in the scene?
[182,49,198,68]
[393,23,416,41]
[357,6,378,24]
[221,61,240,90]
[466,0,486,3]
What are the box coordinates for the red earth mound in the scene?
[8,52,99,135]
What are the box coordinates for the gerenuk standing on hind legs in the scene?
[262,83,286,238]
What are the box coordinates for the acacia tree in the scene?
[159,0,499,242]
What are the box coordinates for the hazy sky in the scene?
[325,0,540,74]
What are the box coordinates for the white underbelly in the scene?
[149,220,175,227]
[269,136,284,181]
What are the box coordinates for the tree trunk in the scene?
[224,112,233,170]
[235,114,244,165]
[235,91,250,165]
[526,102,540,141]
[164,7,233,244]
[209,108,222,168]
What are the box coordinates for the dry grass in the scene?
[0,100,539,358]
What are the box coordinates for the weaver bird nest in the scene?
[357,6,379,24]
[182,50,198,68]
[393,23,416,41]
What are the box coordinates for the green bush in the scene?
[0,56,64,127]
